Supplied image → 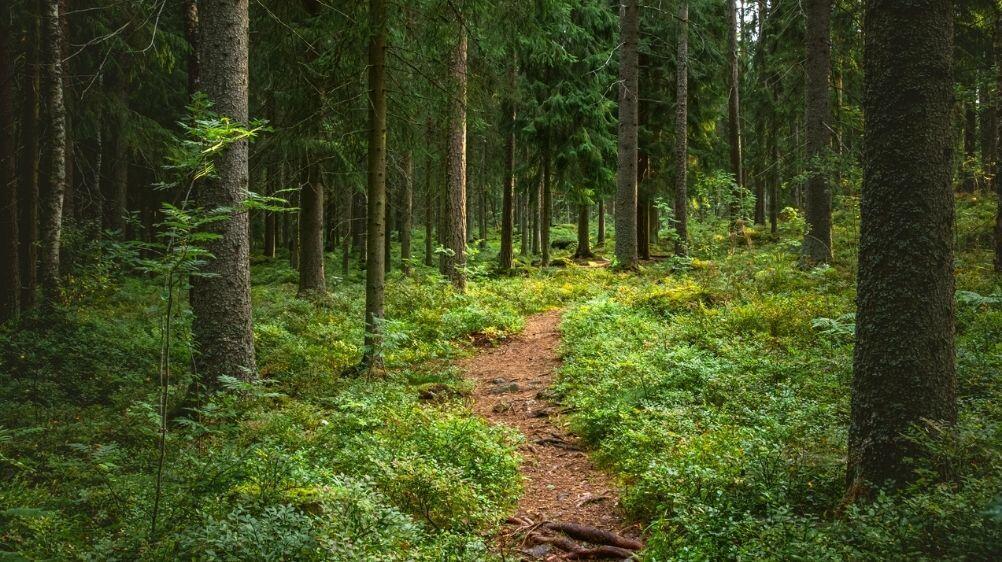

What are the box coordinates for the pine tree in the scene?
[615,0,639,269]
[39,0,66,303]
[362,0,388,368]
[848,0,956,494]
[189,0,257,383]
[802,0,834,265]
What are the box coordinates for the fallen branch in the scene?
[544,522,643,551]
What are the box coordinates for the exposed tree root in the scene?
[543,522,644,551]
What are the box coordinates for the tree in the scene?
[996,9,1002,272]
[298,165,326,294]
[848,0,956,493]
[184,0,200,97]
[615,0,639,269]
[673,0,689,257]
[189,0,257,383]
[0,13,19,322]
[445,22,468,290]
[362,0,388,368]
[18,3,40,310]
[802,0,834,265]
[401,150,413,274]
[39,0,66,303]
[727,0,743,226]
[499,63,516,272]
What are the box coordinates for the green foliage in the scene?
[556,197,1001,560]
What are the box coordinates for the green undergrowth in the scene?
[557,198,1002,560]
[0,237,613,560]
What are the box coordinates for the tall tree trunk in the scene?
[848,0,956,495]
[752,3,767,226]
[597,199,606,245]
[190,0,256,383]
[995,10,1002,272]
[637,93,650,261]
[531,178,540,254]
[962,101,977,193]
[980,84,997,194]
[525,190,533,256]
[184,0,200,97]
[803,0,834,265]
[541,143,552,266]
[341,188,353,275]
[362,0,388,367]
[401,150,413,273]
[636,198,650,260]
[39,0,66,302]
[769,113,780,235]
[445,28,468,290]
[574,204,592,258]
[615,0,639,268]
[0,23,19,322]
[727,0,744,226]
[19,8,40,310]
[298,165,325,294]
[424,152,434,267]
[264,166,276,258]
[500,64,516,272]
[58,0,73,225]
[107,101,128,234]
[384,183,392,274]
[674,0,689,256]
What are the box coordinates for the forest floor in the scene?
[462,310,644,561]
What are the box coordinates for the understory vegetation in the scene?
[0,230,610,560]
[558,197,1002,560]
[2,197,998,560]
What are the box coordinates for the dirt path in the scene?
[461,310,642,560]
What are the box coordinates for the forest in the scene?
[0,0,1000,560]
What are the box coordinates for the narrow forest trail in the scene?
[460,311,644,561]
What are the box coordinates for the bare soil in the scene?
[460,310,643,560]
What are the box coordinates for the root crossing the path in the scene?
[461,310,643,560]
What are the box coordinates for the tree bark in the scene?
[574,204,592,258]
[0,22,19,322]
[298,165,325,294]
[424,150,435,267]
[105,88,128,234]
[803,0,834,265]
[962,101,977,193]
[727,0,744,226]
[995,10,1002,272]
[401,150,413,273]
[362,0,388,366]
[673,0,689,256]
[597,199,606,246]
[541,143,552,266]
[190,0,256,383]
[445,28,468,289]
[384,182,393,274]
[769,112,780,234]
[341,188,353,275]
[18,9,40,311]
[849,0,956,493]
[264,166,276,258]
[979,84,997,194]
[531,177,540,254]
[184,0,200,97]
[615,0,639,268]
[39,0,66,302]
[500,65,516,272]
